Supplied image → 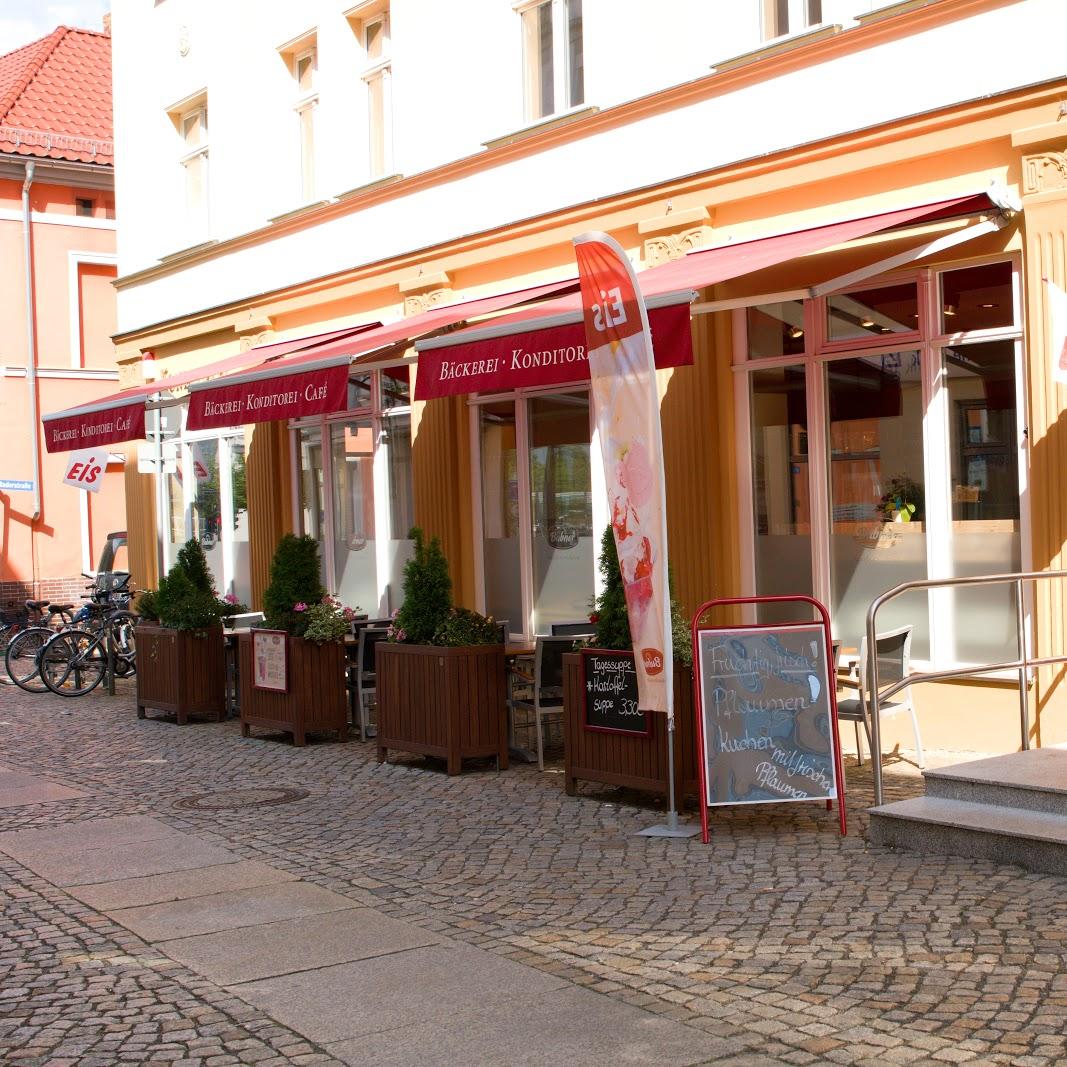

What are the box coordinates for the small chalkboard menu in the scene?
[581,649,651,736]
[696,624,837,807]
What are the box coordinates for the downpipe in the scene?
[22,160,41,521]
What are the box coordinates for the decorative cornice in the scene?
[1022,146,1067,197]
[403,288,452,316]
[643,227,710,267]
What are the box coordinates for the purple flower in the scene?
[293,602,308,612]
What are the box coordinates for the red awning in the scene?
[412,192,1000,401]
[185,278,580,427]
[41,323,380,452]
[415,294,695,400]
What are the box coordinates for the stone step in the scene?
[868,795,1067,876]
[922,749,1067,816]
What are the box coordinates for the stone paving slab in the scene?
[65,857,300,910]
[107,879,361,941]
[6,831,238,886]
[0,777,88,808]
[231,942,571,1044]
[325,983,725,1067]
[159,906,440,984]
[0,813,181,855]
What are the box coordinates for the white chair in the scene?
[508,636,578,770]
[837,625,924,769]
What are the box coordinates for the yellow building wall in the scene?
[245,419,293,609]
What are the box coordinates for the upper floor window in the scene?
[519,0,583,122]
[361,9,392,178]
[763,0,822,39]
[294,47,318,200]
[172,94,209,239]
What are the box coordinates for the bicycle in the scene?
[39,608,137,697]
[2,600,78,691]
[5,575,135,693]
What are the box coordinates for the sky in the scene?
[0,0,109,57]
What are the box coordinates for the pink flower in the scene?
[223,593,239,604]
[342,607,356,621]
[293,602,308,612]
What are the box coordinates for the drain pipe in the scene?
[21,160,41,521]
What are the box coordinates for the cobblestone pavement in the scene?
[1,681,1066,1066]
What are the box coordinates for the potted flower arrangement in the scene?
[375,527,507,775]
[135,538,241,725]
[562,527,700,800]
[238,533,356,746]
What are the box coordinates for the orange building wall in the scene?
[0,174,124,612]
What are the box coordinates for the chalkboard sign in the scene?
[696,624,837,807]
[581,649,651,736]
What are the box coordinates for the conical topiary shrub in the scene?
[175,537,215,595]
[591,526,632,651]
[262,534,326,638]
[389,527,452,645]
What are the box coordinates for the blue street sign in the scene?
[0,479,35,493]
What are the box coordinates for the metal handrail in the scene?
[866,569,1067,806]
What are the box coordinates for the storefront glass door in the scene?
[330,420,378,616]
[480,401,522,629]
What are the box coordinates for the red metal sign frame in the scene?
[689,594,847,844]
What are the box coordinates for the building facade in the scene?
[0,25,125,610]
[103,0,1067,753]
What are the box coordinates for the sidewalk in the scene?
[0,681,1065,1065]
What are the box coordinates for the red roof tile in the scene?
[0,26,111,165]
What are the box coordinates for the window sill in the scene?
[711,23,843,73]
[482,105,600,151]
[158,238,217,264]
[269,200,330,225]
[334,174,404,201]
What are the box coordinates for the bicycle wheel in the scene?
[40,630,106,697]
[5,627,54,693]
[109,612,138,663]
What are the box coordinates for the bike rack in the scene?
[866,568,1067,806]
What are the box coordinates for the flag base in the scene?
[635,822,701,838]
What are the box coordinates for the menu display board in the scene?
[696,624,837,807]
[252,629,289,693]
[581,649,651,736]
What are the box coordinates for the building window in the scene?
[520,0,583,123]
[360,10,392,179]
[291,366,413,614]
[75,197,94,217]
[293,47,318,200]
[176,98,209,238]
[763,0,822,39]
[475,387,598,638]
[739,259,1023,667]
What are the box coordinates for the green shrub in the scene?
[262,534,326,637]
[433,607,500,647]
[136,588,160,623]
[302,596,358,644]
[389,527,452,645]
[176,538,215,594]
[153,567,224,633]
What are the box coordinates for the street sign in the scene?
[0,478,34,492]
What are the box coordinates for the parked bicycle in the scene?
[38,607,137,697]
[5,574,135,693]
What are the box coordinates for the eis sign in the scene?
[62,447,109,494]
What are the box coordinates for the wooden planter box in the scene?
[563,653,699,800]
[375,642,507,775]
[136,623,225,725]
[237,632,348,746]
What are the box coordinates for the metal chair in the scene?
[549,620,596,638]
[495,619,511,644]
[349,626,389,739]
[508,636,578,770]
[837,625,923,768]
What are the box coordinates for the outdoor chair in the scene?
[836,625,924,769]
[508,636,579,770]
[348,626,389,740]
[549,620,596,638]
[496,619,511,644]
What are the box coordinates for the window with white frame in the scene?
[291,366,413,616]
[473,386,601,639]
[762,0,822,39]
[737,258,1024,668]
[176,97,209,238]
[293,46,318,201]
[358,8,392,179]
[519,0,584,123]
[160,416,251,606]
